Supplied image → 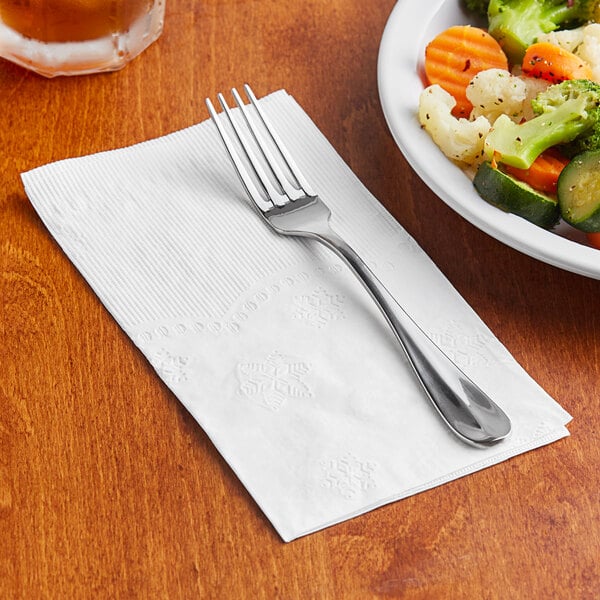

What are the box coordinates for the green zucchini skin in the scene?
[473,162,560,229]
[557,150,600,233]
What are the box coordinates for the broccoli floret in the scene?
[484,79,600,168]
[462,0,490,16]
[560,122,600,155]
[559,103,600,156]
[488,0,600,64]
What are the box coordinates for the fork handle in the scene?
[312,228,511,447]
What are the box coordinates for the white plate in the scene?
[377,0,600,279]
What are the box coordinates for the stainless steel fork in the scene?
[206,85,511,447]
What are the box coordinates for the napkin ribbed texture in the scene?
[22,90,571,542]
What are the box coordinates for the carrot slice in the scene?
[424,25,509,118]
[504,148,570,195]
[521,42,594,84]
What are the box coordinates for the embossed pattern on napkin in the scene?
[22,90,571,542]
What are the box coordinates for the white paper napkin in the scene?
[22,90,571,542]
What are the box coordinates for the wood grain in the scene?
[1,1,599,598]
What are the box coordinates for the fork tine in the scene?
[205,97,272,212]
[216,93,288,208]
[244,84,316,197]
[231,87,303,202]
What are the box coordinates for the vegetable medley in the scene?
[418,0,600,249]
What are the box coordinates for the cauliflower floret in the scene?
[419,84,490,165]
[466,68,528,123]
[515,71,551,121]
[575,23,600,83]
[537,27,585,54]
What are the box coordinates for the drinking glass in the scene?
[0,0,165,77]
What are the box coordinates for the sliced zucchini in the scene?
[473,161,560,229]
[557,150,600,232]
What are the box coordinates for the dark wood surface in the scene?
[1,1,599,598]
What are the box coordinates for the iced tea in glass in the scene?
[0,0,165,77]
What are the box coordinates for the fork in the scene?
[206,85,511,447]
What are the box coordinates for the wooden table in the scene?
[1,1,599,598]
